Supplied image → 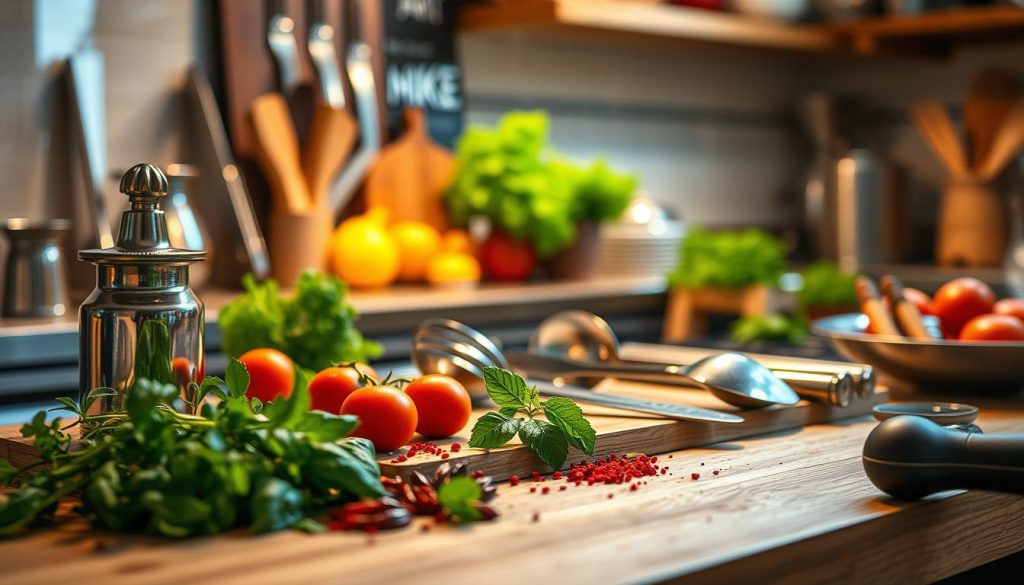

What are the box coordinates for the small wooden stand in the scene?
[662,284,773,342]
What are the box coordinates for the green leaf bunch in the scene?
[796,260,858,310]
[445,111,636,258]
[468,367,596,470]
[0,358,385,538]
[667,227,787,289]
[219,271,380,371]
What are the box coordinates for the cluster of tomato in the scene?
[894,277,1024,341]
[237,349,472,452]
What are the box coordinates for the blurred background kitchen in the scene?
[2,0,1024,408]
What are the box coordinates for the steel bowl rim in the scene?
[810,313,1024,350]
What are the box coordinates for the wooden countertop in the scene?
[3,403,1024,584]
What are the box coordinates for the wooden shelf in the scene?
[459,0,839,52]
[459,1,1024,56]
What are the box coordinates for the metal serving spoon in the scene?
[528,311,850,408]
[412,334,744,424]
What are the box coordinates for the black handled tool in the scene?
[863,415,1024,499]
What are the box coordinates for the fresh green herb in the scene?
[445,111,635,257]
[437,476,484,523]
[667,228,787,289]
[219,271,380,371]
[729,314,807,345]
[0,358,385,538]
[797,261,858,310]
[468,367,595,470]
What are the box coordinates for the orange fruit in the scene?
[390,221,441,282]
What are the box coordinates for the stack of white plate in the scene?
[597,197,686,278]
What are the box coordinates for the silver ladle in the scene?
[412,332,744,424]
[527,311,855,408]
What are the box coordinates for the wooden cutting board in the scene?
[0,381,886,481]
[364,107,452,230]
[377,379,887,481]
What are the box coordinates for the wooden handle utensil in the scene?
[303,103,358,209]
[880,275,933,340]
[250,92,311,214]
[856,276,900,337]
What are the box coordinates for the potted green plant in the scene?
[663,228,787,341]
[445,111,634,282]
[796,260,859,320]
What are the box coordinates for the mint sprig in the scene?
[468,367,595,470]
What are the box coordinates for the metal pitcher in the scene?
[78,163,207,416]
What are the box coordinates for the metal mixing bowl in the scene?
[811,313,1024,391]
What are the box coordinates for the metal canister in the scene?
[78,163,206,416]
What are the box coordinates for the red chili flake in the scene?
[552,471,563,480]
[712,470,720,476]
[607,493,614,499]
[650,456,658,463]
[509,475,520,486]
[691,473,700,480]
[668,455,674,459]
[532,512,540,523]
[559,485,567,491]
[471,470,484,479]
[660,468,668,475]
[420,523,431,532]
[541,486,550,495]
[450,443,462,452]
[529,487,537,493]
[440,453,450,460]
[629,484,638,492]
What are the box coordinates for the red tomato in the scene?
[959,314,1024,342]
[238,348,295,404]
[308,364,378,414]
[404,375,472,438]
[993,299,1024,324]
[930,278,995,338]
[904,287,933,316]
[478,231,536,282]
[341,385,418,452]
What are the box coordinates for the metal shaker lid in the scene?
[78,163,207,264]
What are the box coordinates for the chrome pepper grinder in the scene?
[78,163,206,416]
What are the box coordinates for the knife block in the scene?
[269,210,331,287]
[937,179,1007,268]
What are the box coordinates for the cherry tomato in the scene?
[404,375,472,438]
[308,364,378,414]
[478,231,536,282]
[959,314,1024,342]
[341,385,418,452]
[930,277,995,338]
[993,299,1024,324]
[238,348,295,404]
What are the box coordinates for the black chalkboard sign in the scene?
[382,0,464,148]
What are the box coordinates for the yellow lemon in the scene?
[440,229,475,255]
[390,221,441,282]
[426,251,481,288]
[330,208,399,288]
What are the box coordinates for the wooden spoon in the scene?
[910,101,969,180]
[978,99,1024,182]
[364,108,453,231]
[964,69,1019,170]
[303,103,358,209]
[250,92,310,214]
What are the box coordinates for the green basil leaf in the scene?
[468,412,520,449]
[305,439,387,499]
[518,419,568,470]
[498,406,520,418]
[263,368,312,429]
[0,459,17,486]
[250,477,305,534]
[482,367,532,409]
[541,397,596,455]
[293,412,359,442]
[126,378,178,431]
[438,476,482,523]
[48,396,82,417]
[225,359,250,398]
[82,387,117,413]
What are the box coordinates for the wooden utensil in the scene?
[303,103,358,208]
[910,101,969,180]
[965,69,1019,170]
[978,99,1024,181]
[250,92,310,214]
[364,108,453,230]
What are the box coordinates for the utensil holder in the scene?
[269,210,331,286]
[937,179,1007,268]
